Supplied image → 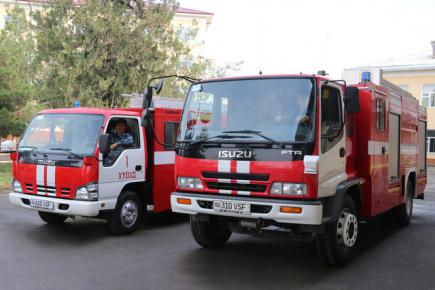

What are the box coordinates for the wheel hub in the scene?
[121,200,138,228]
[337,209,358,249]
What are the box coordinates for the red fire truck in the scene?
[170,68,427,265]
[8,91,182,235]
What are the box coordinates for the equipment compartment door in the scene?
[388,113,400,181]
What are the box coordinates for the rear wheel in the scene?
[109,190,143,235]
[190,215,232,248]
[38,211,68,224]
[316,195,358,266]
[394,179,413,227]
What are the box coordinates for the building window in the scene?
[428,130,435,153]
[397,84,409,92]
[420,84,435,108]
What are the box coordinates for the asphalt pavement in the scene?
[1,170,435,290]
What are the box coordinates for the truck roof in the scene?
[198,74,329,83]
[38,107,143,117]
[38,97,184,116]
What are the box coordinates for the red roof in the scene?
[175,7,213,16]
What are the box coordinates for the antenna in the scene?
[257,2,263,75]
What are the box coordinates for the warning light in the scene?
[361,71,371,82]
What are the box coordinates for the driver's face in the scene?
[116,123,126,134]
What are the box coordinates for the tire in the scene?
[109,190,143,235]
[190,215,232,248]
[38,211,68,224]
[316,195,359,266]
[394,179,414,227]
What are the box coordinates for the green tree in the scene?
[0,5,36,137]
[33,0,204,107]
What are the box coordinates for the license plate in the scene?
[213,200,250,215]
[30,199,54,210]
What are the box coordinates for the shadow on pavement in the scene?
[177,221,403,288]
[22,212,189,246]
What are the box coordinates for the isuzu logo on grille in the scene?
[218,150,252,159]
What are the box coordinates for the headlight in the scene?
[13,180,22,193]
[75,183,99,201]
[270,182,307,196]
[177,176,203,190]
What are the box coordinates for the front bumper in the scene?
[9,192,108,217]
[171,192,323,225]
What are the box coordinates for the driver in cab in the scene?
[104,119,134,166]
[110,119,133,150]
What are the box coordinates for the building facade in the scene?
[349,41,435,164]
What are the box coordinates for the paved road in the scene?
[1,172,435,290]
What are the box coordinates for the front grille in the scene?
[60,187,71,195]
[36,184,56,195]
[202,172,269,181]
[206,182,266,192]
[25,184,34,192]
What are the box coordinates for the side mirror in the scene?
[141,109,149,127]
[344,87,360,113]
[99,134,110,155]
[10,151,17,161]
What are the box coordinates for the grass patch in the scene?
[0,163,12,192]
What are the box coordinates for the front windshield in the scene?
[179,78,316,143]
[19,114,105,155]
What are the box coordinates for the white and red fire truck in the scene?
[170,68,427,265]
[8,90,182,235]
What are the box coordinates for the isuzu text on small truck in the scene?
[170,68,427,265]
[8,86,182,235]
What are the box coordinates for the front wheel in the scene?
[316,195,359,266]
[190,215,232,248]
[38,211,68,224]
[109,190,143,235]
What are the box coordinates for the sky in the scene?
[179,0,435,78]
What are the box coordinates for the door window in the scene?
[103,117,140,167]
[376,98,386,132]
[321,86,343,153]
[164,122,179,150]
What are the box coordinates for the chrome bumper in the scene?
[9,192,108,217]
[171,192,323,225]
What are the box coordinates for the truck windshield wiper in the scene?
[223,130,284,147]
[18,145,37,151]
[188,134,251,146]
[49,148,84,158]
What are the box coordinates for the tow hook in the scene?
[240,218,265,233]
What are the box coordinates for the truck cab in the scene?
[9,98,182,234]
[171,72,427,265]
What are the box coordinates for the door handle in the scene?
[382,146,387,155]
[339,147,346,157]
[135,165,142,171]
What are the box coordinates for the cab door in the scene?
[98,116,145,205]
[317,82,347,197]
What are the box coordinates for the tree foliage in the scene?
[0,5,35,136]
[34,0,205,107]
[0,0,240,136]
